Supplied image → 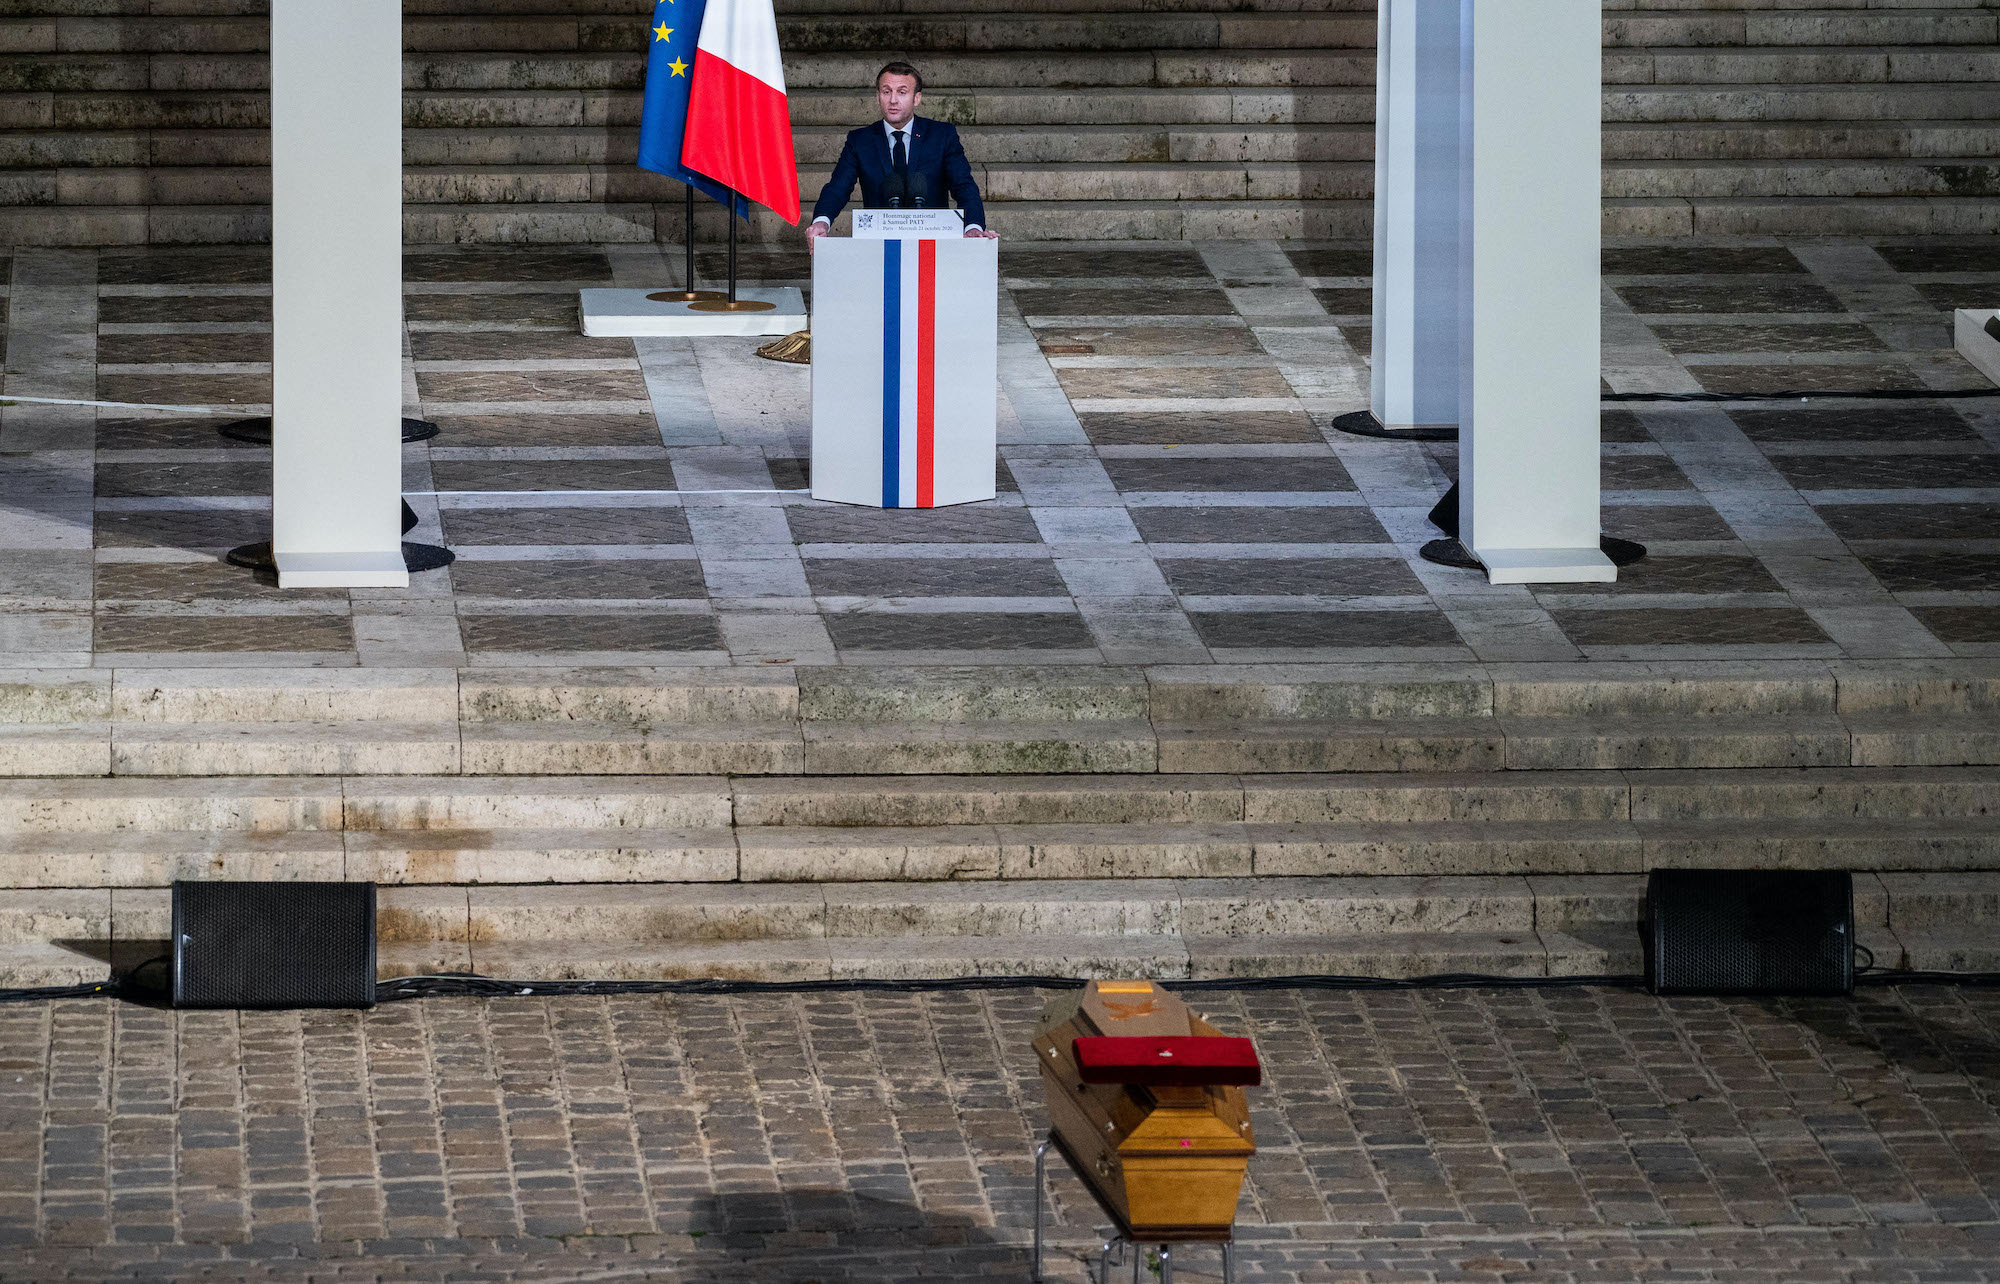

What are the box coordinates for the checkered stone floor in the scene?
[2,985,1999,1280]
[5,237,1997,668]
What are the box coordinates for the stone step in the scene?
[27,82,1992,134]
[3,816,1996,889]
[5,10,1993,57]
[20,191,2000,245]
[8,871,1990,985]
[22,152,2000,209]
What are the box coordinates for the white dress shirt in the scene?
[811,118,983,232]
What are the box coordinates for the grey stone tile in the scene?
[94,561,341,602]
[1691,363,1926,395]
[1284,247,1372,277]
[97,294,270,324]
[1615,280,1843,314]
[1603,246,1805,275]
[1854,551,2000,593]
[1729,404,1978,443]
[1601,410,1653,444]
[1874,244,2000,272]
[1056,365,1294,399]
[1911,605,2000,642]
[430,460,676,492]
[1310,287,1371,315]
[1603,456,1695,491]
[1034,326,1265,357]
[1600,505,1733,542]
[803,557,1067,598]
[98,251,270,285]
[1914,281,1998,312]
[1188,609,1461,648]
[1539,555,1784,596]
[448,560,708,600]
[94,614,353,653]
[1651,324,1888,355]
[98,332,272,364]
[1010,287,1234,316]
[403,293,580,325]
[415,369,651,403]
[459,612,723,652]
[1551,607,1831,647]
[440,507,692,546]
[1773,453,2000,491]
[404,248,611,282]
[823,611,1092,651]
[97,372,269,406]
[94,416,267,451]
[95,507,269,551]
[1006,249,1210,278]
[1159,557,1425,596]
[424,415,666,447]
[1816,503,2000,540]
[1131,505,1389,544]
[785,506,1043,544]
[1103,457,1355,493]
[95,462,269,499]
[1080,410,1318,445]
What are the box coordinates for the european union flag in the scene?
[637,0,747,217]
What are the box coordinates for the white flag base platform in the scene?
[1474,546,1617,586]
[276,549,410,589]
[1954,309,2000,386]
[579,287,807,338]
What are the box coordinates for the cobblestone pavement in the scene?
[3,984,1999,1280]
[5,237,1998,668]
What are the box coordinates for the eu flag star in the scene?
[653,22,672,40]
[668,57,689,76]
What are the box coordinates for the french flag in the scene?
[680,0,800,224]
[809,239,999,509]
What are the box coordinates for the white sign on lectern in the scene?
[270,0,407,587]
[809,237,998,508]
[852,209,965,239]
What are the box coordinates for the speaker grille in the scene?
[172,881,377,1009]
[1646,869,1853,996]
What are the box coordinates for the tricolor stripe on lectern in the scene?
[875,239,946,508]
[680,0,801,224]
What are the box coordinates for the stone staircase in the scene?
[1,0,1995,244]
[1,661,1997,985]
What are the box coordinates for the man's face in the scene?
[877,74,921,126]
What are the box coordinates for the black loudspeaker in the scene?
[172,881,377,1009]
[1646,869,1854,996]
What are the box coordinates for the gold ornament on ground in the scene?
[757,330,811,364]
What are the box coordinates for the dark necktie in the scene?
[891,128,908,178]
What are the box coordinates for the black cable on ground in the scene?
[4,966,1996,1007]
[1605,387,2000,403]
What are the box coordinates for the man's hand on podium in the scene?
[805,220,829,254]
[965,228,999,240]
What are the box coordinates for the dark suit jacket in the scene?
[810,117,987,229]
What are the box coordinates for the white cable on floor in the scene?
[412,489,807,496]
[0,395,235,414]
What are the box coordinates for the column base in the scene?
[1331,410,1457,443]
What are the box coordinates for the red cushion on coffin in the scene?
[1072,1035,1262,1087]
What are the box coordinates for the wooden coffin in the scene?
[1033,979,1259,1241]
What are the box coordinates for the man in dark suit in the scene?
[805,61,997,251]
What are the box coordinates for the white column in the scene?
[1369,0,1459,432]
[270,0,408,588]
[1457,0,1613,584]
